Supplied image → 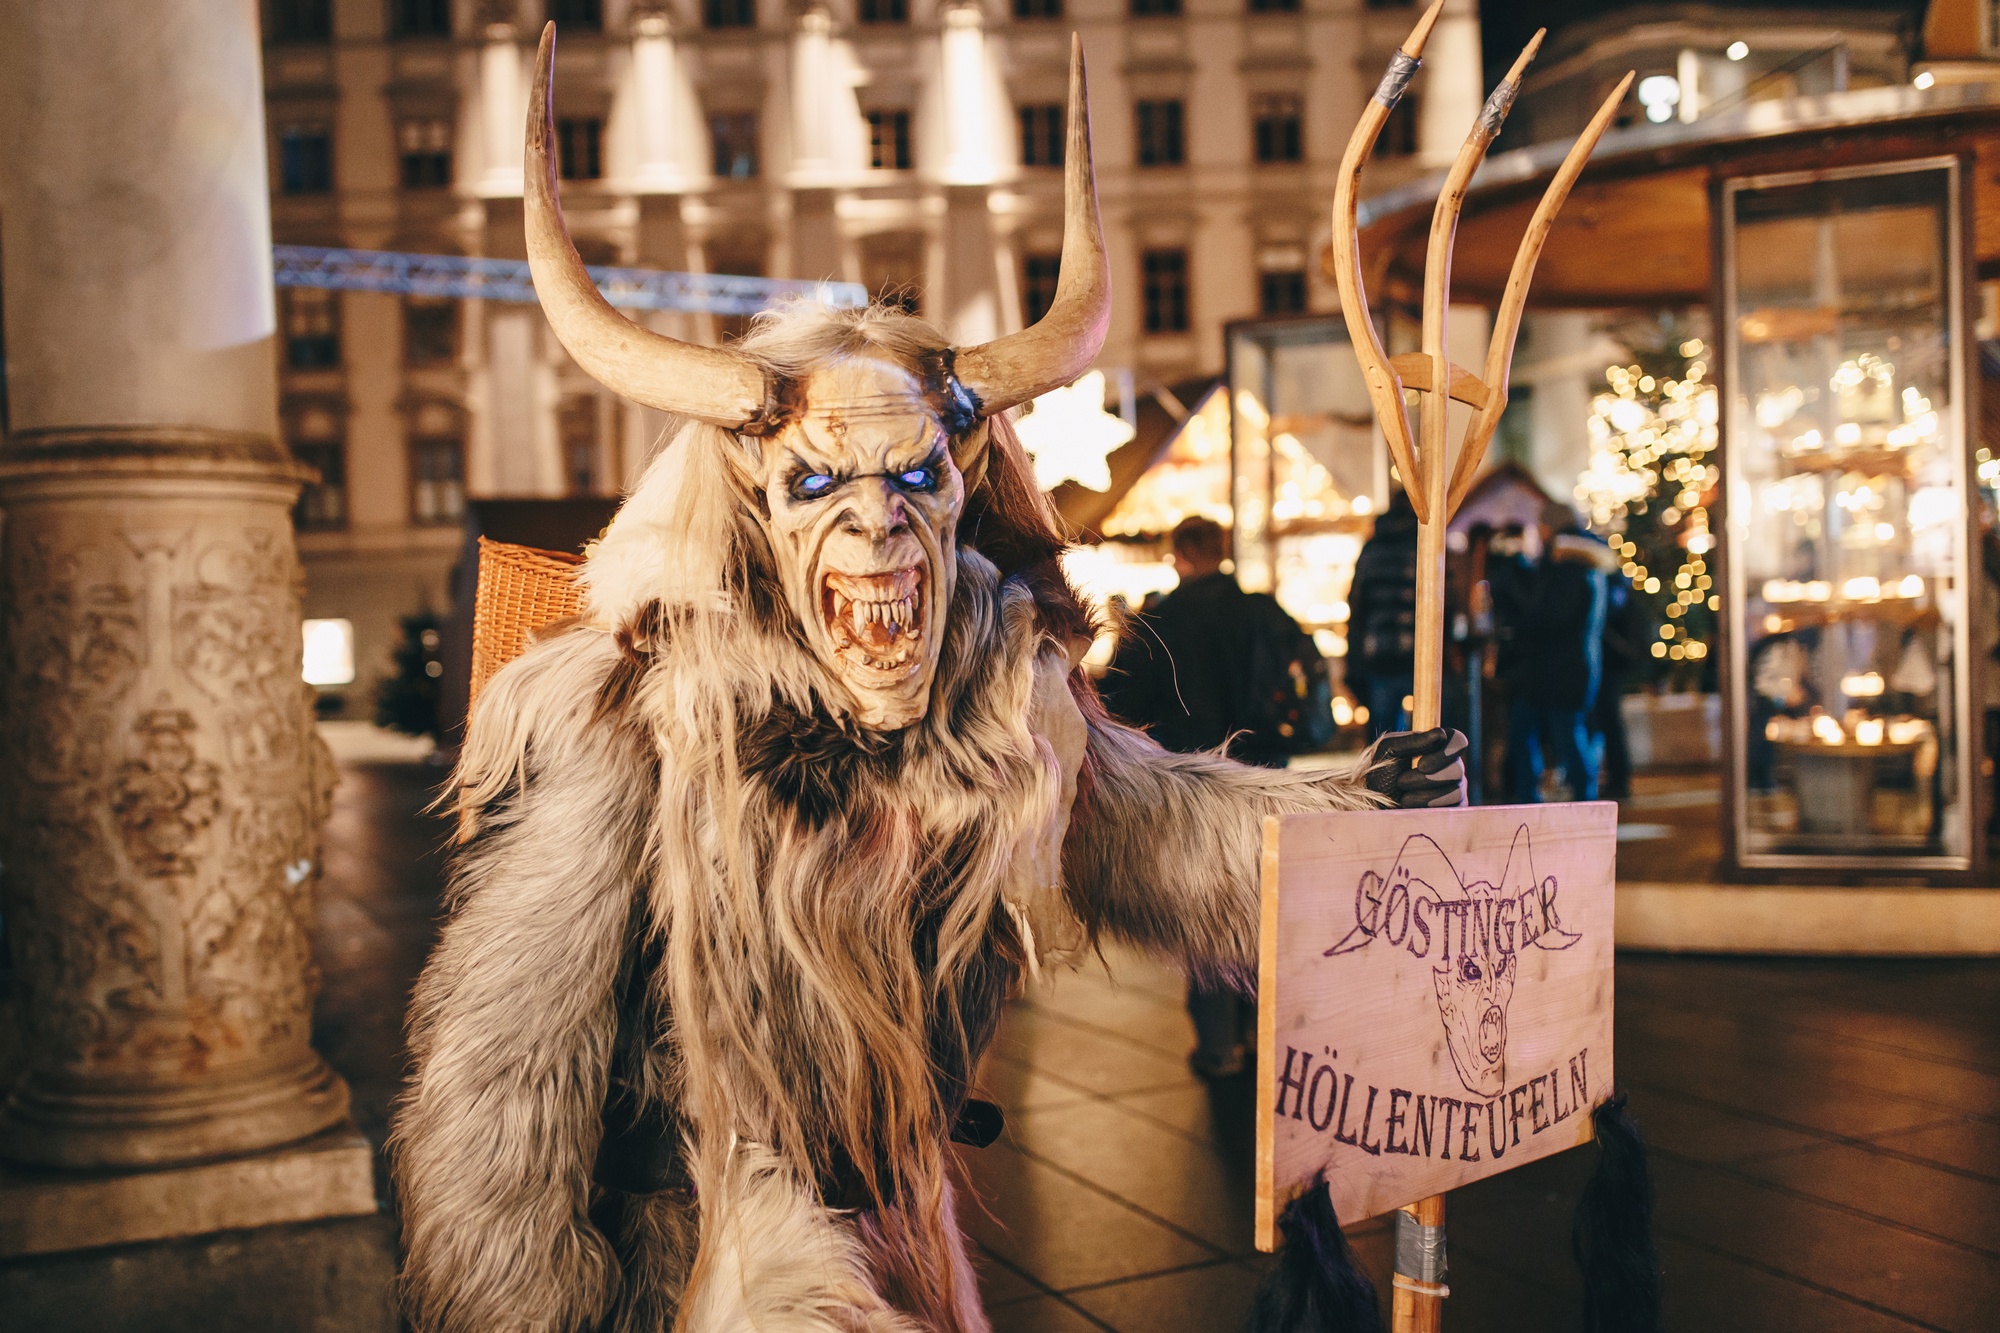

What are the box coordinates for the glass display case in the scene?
[1720,157,1981,873]
[1225,317,1385,672]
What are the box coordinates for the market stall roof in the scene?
[1353,81,2000,309]
[1051,375,1222,537]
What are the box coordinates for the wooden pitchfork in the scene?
[1328,3,1631,1328]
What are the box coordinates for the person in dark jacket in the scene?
[1497,503,1611,802]
[1100,517,1284,1076]
[1346,489,1420,739]
[1098,516,1297,766]
[1593,566,1649,800]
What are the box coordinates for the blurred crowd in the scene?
[1099,502,1647,813]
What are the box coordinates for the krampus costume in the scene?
[390,27,1465,1333]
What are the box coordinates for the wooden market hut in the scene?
[1353,79,2000,945]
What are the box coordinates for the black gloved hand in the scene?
[1364,727,1469,809]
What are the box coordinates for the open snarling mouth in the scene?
[1478,1004,1506,1065]
[821,565,926,676]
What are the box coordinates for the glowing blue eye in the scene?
[897,467,937,492]
[795,473,835,498]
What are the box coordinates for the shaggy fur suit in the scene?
[389,370,1383,1333]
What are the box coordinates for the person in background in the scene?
[1485,523,1534,797]
[1497,503,1612,802]
[1347,488,1420,739]
[1448,522,1498,802]
[1594,562,1649,801]
[1098,516,1298,1076]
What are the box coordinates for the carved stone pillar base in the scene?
[0,1051,350,1170]
[0,1123,376,1258]
[0,438,353,1176]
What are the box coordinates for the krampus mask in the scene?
[524,26,1106,730]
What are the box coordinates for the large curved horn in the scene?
[525,23,768,426]
[952,34,1109,416]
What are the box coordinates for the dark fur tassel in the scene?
[1245,1174,1383,1333]
[1571,1091,1661,1333]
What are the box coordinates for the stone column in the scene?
[629,6,690,196]
[477,14,526,198]
[934,1,1004,344]
[0,0,369,1253]
[788,5,841,186]
[940,188,1002,345]
[1416,0,1484,171]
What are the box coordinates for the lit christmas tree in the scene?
[1573,326,1720,688]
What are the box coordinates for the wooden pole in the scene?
[1392,33,1542,1327]
[1396,210,1451,1332]
[1323,9,1626,1324]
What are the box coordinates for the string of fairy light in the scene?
[1573,339,1721,666]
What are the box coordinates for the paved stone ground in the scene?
[962,944,2000,1332]
[15,754,1989,1330]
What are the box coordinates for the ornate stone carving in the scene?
[112,710,222,877]
[0,459,348,1167]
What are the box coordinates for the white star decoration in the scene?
[1013,370,1136,493]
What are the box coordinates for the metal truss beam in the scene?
[271,245,868,316]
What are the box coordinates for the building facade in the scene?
[260,0,1482,714]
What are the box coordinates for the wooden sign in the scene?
[1254,802,1618,1249]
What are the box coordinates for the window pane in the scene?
[557,118,603,180]
[1136,100,1184,167]
[268,0,332,42]
[705,0,756,28]
[279,127,332,194]
[1022,254,1061,325]
[1259,270,1307,315]
[1019,104,1063,167]
[1380,95,1420,156]
[1012,0,1062,16]
[399,118,453,189]
[405,297,458,366]
[710,113,759,178]
[859,0,908,20]
[1131,0,1182,14]
[560,397,599,496]
[283,287,341,368]
[548,0,603,29]
[868,110,912,170]
[293,442,348,530]
[1142,249,1189,333]
[392,0,451,37]
[410,438,465,524]
[1253,94,1303,164]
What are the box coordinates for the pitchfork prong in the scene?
[1330,0,1447,521]
[1414,28,1543,527]
[1444,70,1636,517]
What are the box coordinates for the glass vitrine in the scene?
[1225,317,1385,668]
[1721,156,1979,871]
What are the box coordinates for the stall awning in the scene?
[1050,376,1223,538]
[1351,81,2000,309]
